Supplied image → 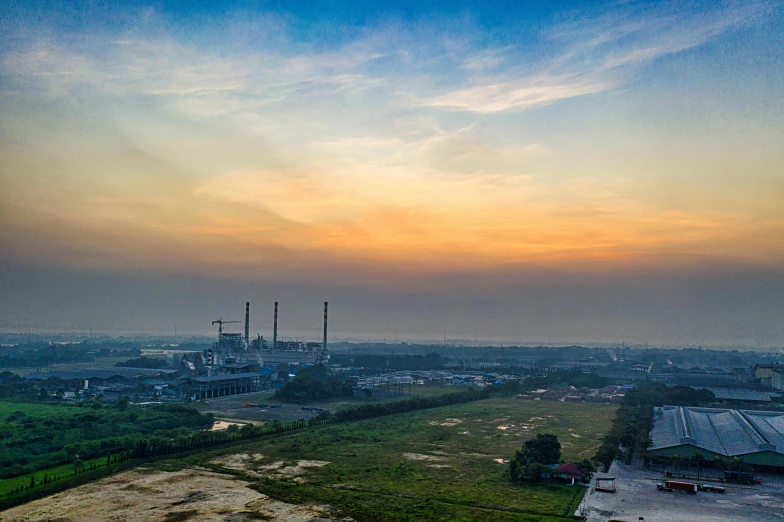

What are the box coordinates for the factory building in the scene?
[192,300,330,399]
[648,406,784,468]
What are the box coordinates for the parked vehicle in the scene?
[656,483,674,492]
[270,404,282,408]
[698,484,726,493]
[665,480,697,494]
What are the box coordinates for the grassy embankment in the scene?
[193,398,617,522]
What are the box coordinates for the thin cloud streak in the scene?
[424,0,770,112]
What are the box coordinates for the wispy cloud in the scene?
[423,74,609,113]
[423,0,770,112]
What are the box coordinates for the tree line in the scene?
[592,382,715,470]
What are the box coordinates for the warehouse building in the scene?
[191,372,261,399]
[648,406,784,468]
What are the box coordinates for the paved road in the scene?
[581,459,784,522]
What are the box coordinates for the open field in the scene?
[0,401,78,421]
[193,398,617,521]
[0,398,616,521]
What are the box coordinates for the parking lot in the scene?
[581,459,784,522]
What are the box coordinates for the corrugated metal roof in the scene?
[700,387,781,402]
[650,406,784,457]
[192,372,261,383]
[25,367,177,380]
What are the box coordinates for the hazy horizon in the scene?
[2,1,783,348]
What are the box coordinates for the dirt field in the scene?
[0,466,350,522]
[212,453,330,484]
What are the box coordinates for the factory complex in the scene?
[648,406,784,468]
[186,301,330,400]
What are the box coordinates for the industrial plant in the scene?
[189,301,331,400]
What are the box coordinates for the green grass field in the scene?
[0,401,79,421]
[0,457,106,496]
[195,398,617,521]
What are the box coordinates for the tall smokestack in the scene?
[273,302,278,350]
[244,302,250,349]
[322,301,328,363]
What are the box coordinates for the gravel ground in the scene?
[580,460,784,522]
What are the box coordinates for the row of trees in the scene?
[647,452,754,478]
[326,387,490,423]
[592,383,716,470]
[274,365,355,402]
[526,371,609,389]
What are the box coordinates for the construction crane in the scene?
[211,318,241,336]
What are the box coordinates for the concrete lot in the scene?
[581,459,784,522]
[194,389,416,422]
[193,391,326,422]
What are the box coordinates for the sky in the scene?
[1,0,783,347]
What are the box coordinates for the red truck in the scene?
[660,480,697,494]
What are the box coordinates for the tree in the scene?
[274,364,355,402]
[29,475,36,488]
[524,433,562,464]
[713,456,726,470]
[692,453,705,479]
[671,454,682,476]
[277,363,290,383]
[509,433,562,483]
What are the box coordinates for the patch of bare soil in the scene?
[1,467,343,522]
[212,453,329,484]
[427,418,463,426]
[402,453,447,462]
